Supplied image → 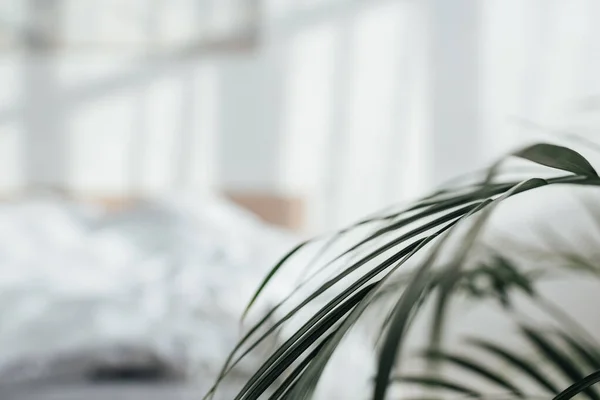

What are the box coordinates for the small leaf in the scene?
[513,143,598,177]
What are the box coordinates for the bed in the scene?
[4,384,205,400]
[0,192,302,400]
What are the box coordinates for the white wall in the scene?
[0,0,599,233]
[0,54,219,196]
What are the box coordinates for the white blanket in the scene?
[0,193,297,389]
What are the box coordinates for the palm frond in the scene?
[419,349,526,398]
[520,326,600,400]
[465,337,561,394]
[555,330,600,370]
[206,143,600,400]
[408,325,600,400]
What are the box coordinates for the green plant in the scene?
[400,321,600,400]
[207,143,600,400]
[393,252,600,399]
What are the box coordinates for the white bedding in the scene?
[0,193,298,392]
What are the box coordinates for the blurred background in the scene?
[0,0,600,399]
[2,0,599,233]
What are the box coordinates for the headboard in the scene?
[51,191,305,231]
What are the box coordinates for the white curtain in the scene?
[0,0,599,232]
[279,0,600,231]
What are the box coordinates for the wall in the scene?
[0,0,599,234]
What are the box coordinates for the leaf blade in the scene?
[513,143,598,177]
[554,370,600,400]
[420,350,525,398]
[521,326,600,400]
[466,337,560,394]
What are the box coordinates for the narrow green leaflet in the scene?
[514,143,598,177]
[465,337,560,394]
[554,370,600,400]
[521,326,600,400]
[418,350,525,398]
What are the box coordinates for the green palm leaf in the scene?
[418,350,525,398]
[465,337,561,394]
[206,143,600,400]
[520,326,600,400]
[554,370,600,400]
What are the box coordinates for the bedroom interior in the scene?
[0,0,600,400]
